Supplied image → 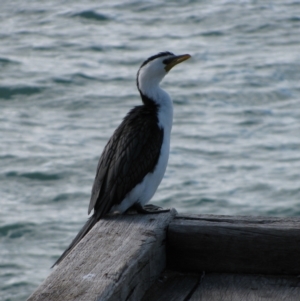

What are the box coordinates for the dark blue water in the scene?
[1,0,300,299]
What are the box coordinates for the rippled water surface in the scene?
[1,0,300,299]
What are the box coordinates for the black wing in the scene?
[88,105,164,219]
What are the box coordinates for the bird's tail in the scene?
[52,214,98,267]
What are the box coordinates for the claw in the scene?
[131,203,170,214]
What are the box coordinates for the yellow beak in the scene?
[164,54,191,72]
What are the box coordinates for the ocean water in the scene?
[1,0,300,299]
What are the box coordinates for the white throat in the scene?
[138,69,173,131]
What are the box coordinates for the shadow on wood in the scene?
[142,270,300,301]
[167,214,300,274]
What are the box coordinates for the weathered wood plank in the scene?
[142,271,300,301]
[167,214,300,274]
[141,270,200,301]
[190,273,300,301]
[27,209,176,301]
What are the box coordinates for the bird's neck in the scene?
[138,80,171,107]
[138,83,173,132]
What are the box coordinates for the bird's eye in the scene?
[163,57,173,65]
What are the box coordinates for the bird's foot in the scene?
[132,203,170,214]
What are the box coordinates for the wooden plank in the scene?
[27,209,177,301]
[167,214,300,274]
[190,273,300,301]
[141,271,300,301]
[141,270,200,301]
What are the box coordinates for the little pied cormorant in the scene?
[52,51,191,267]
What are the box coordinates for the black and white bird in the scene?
[53,51,191,266]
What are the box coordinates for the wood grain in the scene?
[190,273,300,301]
[167,214,300,274]
[27,209,177,301]
[141,270,200,301]
[142,271,300,301]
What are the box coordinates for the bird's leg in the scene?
[132,203,170,214]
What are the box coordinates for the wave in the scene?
[0,57,19,67]
[5,171,61,181]
[71,10,110,22]
[0,86,43,100]
[52,192,88,203]
[201,30,224,37]
[0,222,35,239]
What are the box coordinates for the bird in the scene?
[52,51,191,267]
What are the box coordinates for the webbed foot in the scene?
[132,203,170,214]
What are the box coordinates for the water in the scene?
[1,0,300,299]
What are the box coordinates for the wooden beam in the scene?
[141,270,200,301]
[190,273,300,301]
[142,271,300,301]
[27,209,176,301]
[167,214,300,275]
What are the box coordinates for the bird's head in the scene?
[137,51,191,99]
